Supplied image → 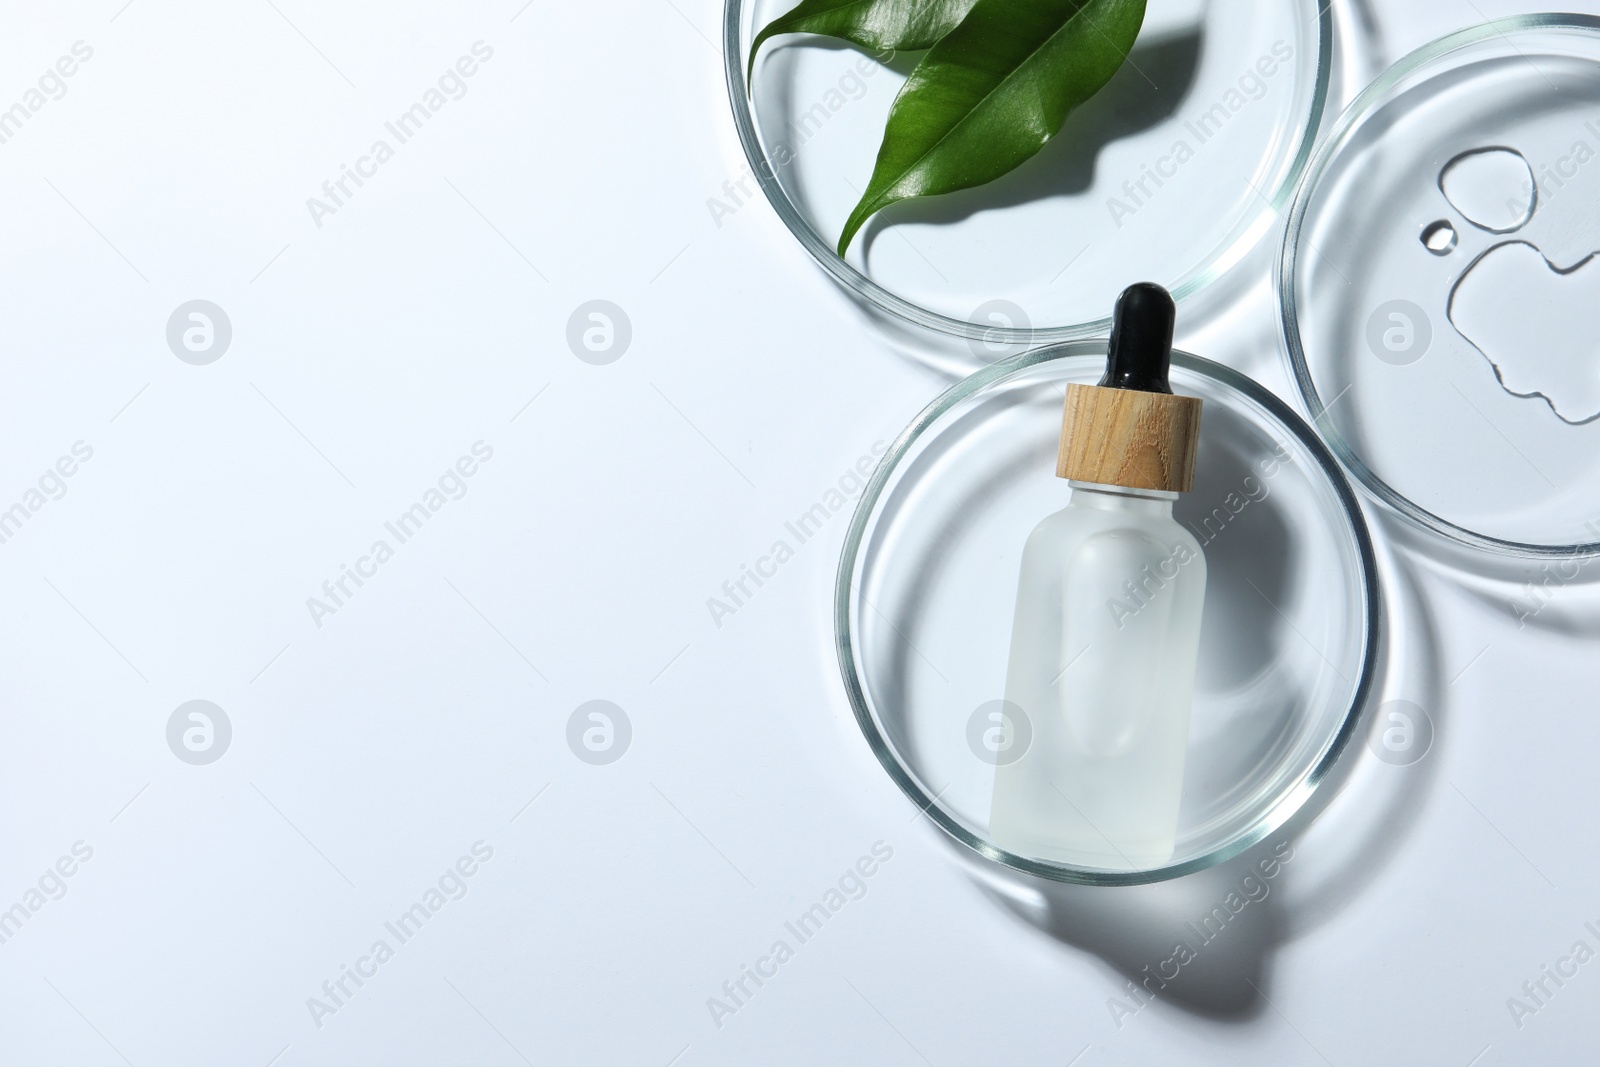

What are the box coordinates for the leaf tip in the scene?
[836,217,860,258]
[746,24,779,89]
[838,191,883,258]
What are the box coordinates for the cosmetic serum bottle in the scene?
[989,283,1206,870]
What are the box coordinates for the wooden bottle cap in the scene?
[1056,382,1203,493]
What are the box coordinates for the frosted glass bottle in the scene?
[988,282,1207,870]
[989,481,1206,868]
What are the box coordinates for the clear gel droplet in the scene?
[1439,147,1535,233]
[1421,220,1457,255]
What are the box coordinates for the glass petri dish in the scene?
[725,0,1332,342]
[836,344,1379,884]
[1281,16,1600,558]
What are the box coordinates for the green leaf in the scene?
[837,0,1147,255]
[748,0,979,84]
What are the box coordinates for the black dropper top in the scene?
[1099,282,1175,394]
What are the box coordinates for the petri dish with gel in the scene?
[1281,15,1600,557]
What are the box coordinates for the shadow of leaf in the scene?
[858,28,1206,261]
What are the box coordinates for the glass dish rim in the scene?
[834,341,1382,885]
[723,0,1336,343]
[1277,13,1600,560]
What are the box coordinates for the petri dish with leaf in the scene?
[726,0,1331,343]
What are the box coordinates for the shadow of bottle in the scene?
[937,505,1443,1024]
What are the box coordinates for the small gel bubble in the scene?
[1421,220,1457,255]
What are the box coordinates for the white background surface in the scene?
[1,1,1598,1064]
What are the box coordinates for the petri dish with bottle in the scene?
[836,342,1379,884]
